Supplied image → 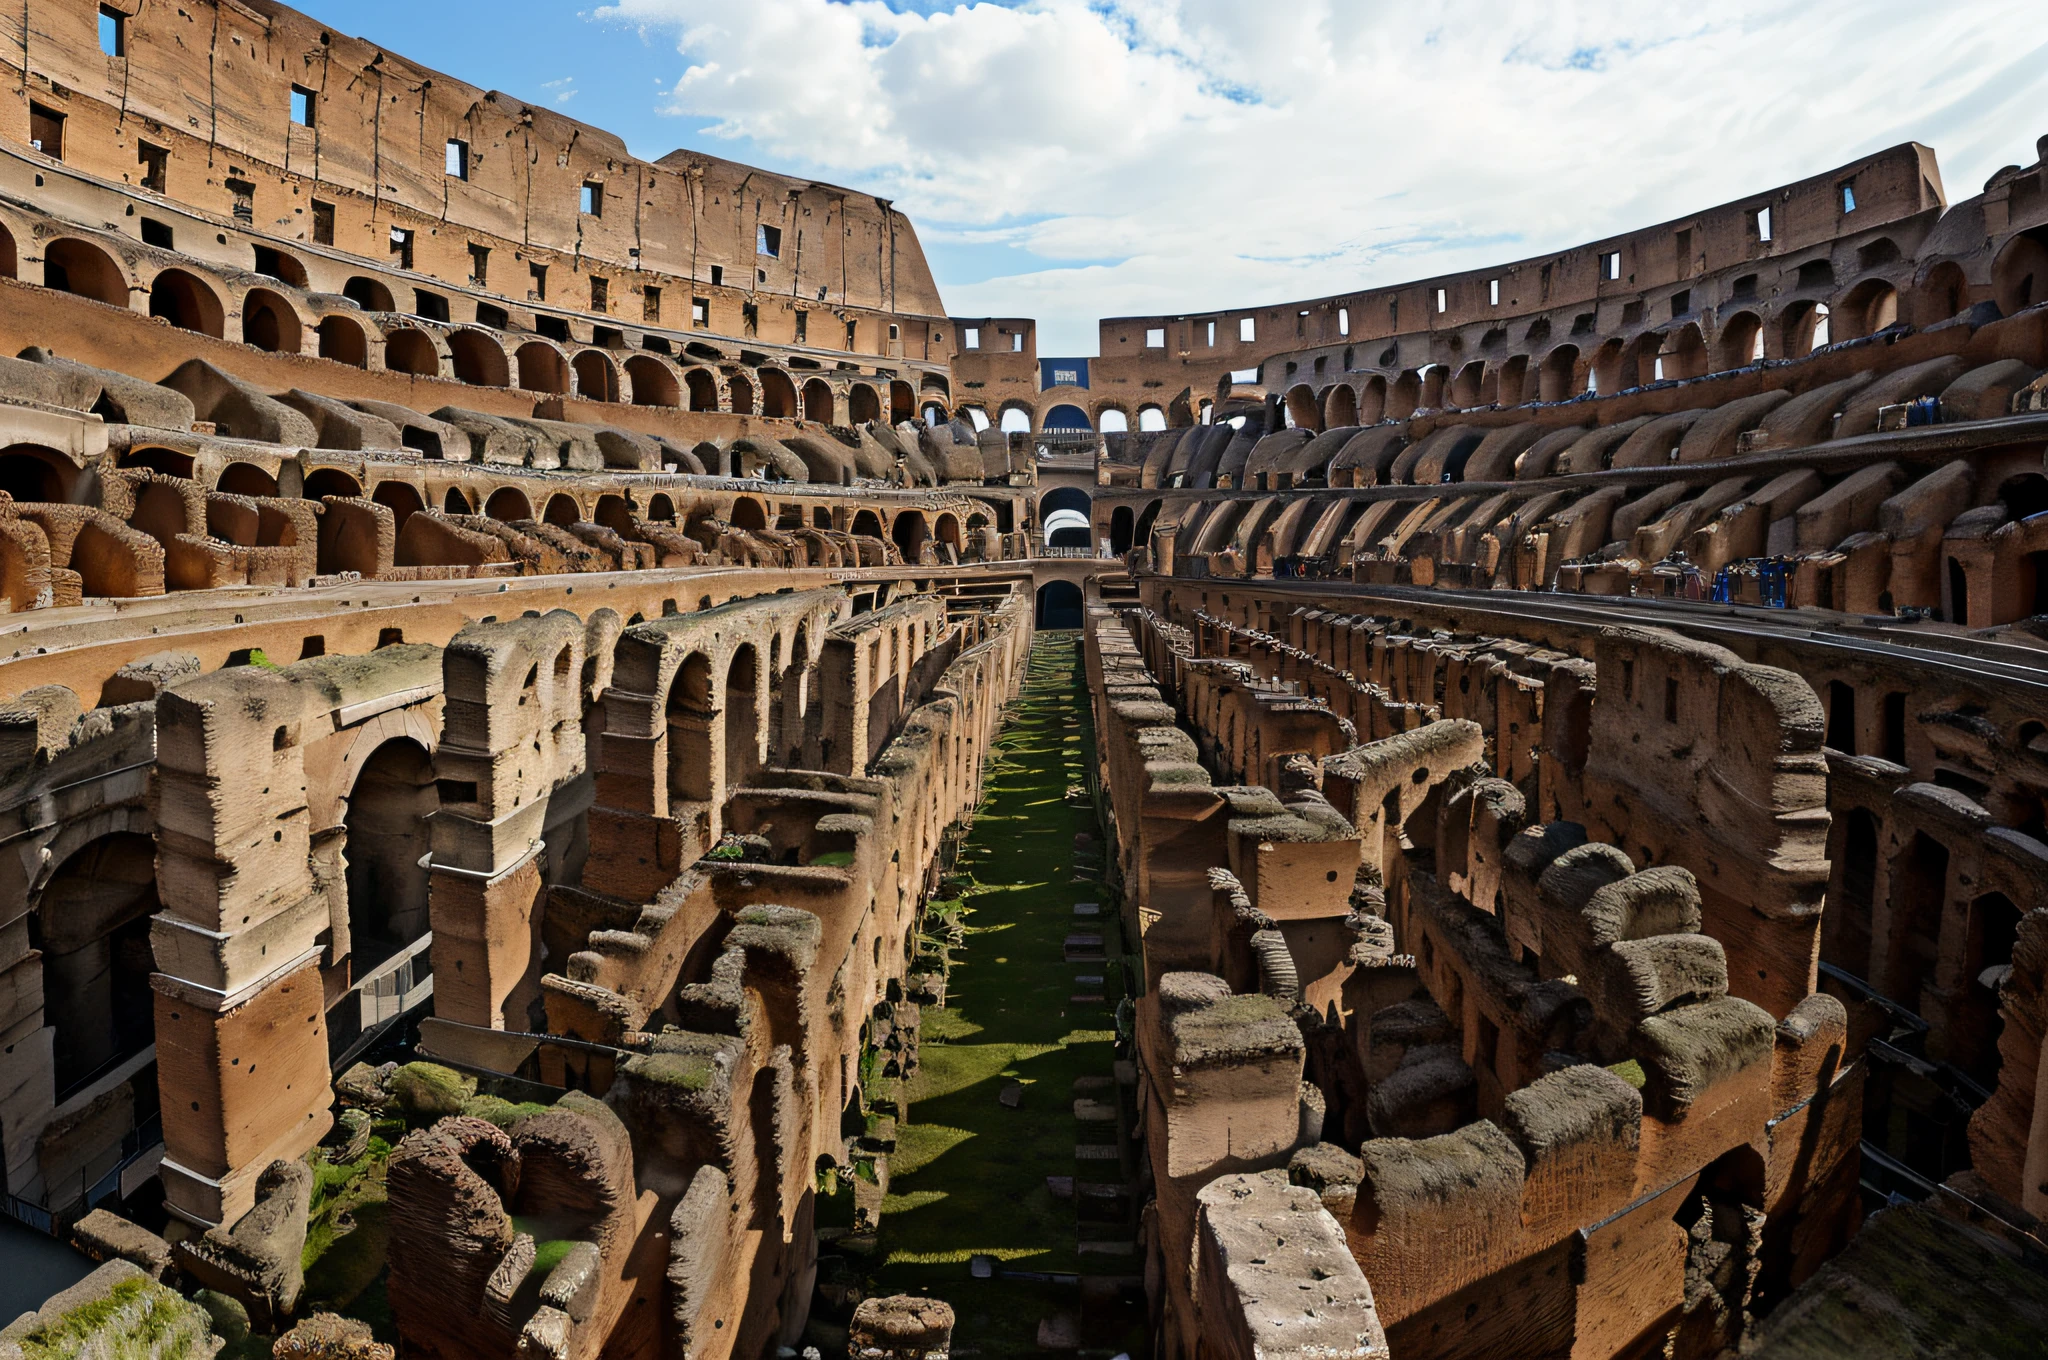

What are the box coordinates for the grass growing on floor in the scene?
[863,634,1132,1356]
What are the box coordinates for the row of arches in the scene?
[962,402,1172,436]
[6,223,955,425]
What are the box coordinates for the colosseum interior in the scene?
[1,3,2047,1358]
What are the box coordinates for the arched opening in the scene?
[148,268,225,337]
[241,287,302,354]
[1043,403,1091,431]
[626,355,681,408]
[572,350,619,403]
[318,315,368,367]
[1108,505,1136,556]
[1957,891,2022,1084]
[850,508,883,541]
[1717,312,1764,370]
[1589,339,1627,396]
[675,367,716,412]
[1947,555,1969,625]
[0,220,15,279]
[647,492,676,522]
[449,330,510,387]
[343,739,438,970]
[1915,261,1969,325]
[724,644,760,795]
[1661,323,1708,381]
[665,653,715,812]
[0,445,77,503]
[891,510,930,562]
[443,487,472,515]
[1138,405,1168,432]
[1825,680,1857,754]
[1357,376,1388,424]
[1098,408,1129,434]
[1993,229,2048,318]
[544,493,580,527]
[595,494,634,536]
[999,406,1032,434]
[921,401,948,425]
[43,238,128,307]
[1043,510,1090,548]
[303,468,363,501]
[761,369,797,419]
[217,462,279,498]
[516,342,568,394]
[34,833,158,1098]
[732,497,769,532]
[1837,280,1901,341]
[485,487,532,522]
[1885,832,1950,1016]
[1783,301,1830,358]
[1388,370,1422,419]
[934,512,963,558]
[1419,364,1448,410]
[251,247,309,289]
[728,372,756,416]
[343,277,397,313]
[1538,346,1579,403]
[890,381,915,423]
[1035,580,1083,628]
[802,378,834,424]
[371,480,425,534]
[1493,356,1528,407]
[1321,385,1357,429]
[848,384,881,425]
[120,446,195,479]
[384,329,440,378]
[1449,362,1486,409]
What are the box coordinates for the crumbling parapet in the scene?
[1194,1173,1388,1360]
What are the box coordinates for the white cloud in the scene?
[592,0,2048,352]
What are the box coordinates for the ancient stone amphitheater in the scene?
[3,3,2048,1358]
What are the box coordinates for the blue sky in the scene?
[291,1,2048,355]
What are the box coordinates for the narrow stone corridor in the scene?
[836,633,1146,1357]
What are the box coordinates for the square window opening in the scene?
[529,262,548,301]
[446,139,469,180]
[1602,251,1621,281]
[28,104,63,159]
[691,297,709,327]
[140,218,172,250]
[1145,327,1165,348]
[757,223,782,257]
[709,264,723,288]
[581,181,603,217]
[1239,317,1256,343]
[290,85,315,127]
[137,140,167,192]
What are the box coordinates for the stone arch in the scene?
[998,403,1033,433]
[1538,345,1580,403]
[934,511,963,558]
[384,329,441,377]
[148,267,225,337]
[647,492,676,522]
[1036,580,1083,628]
[1109,504,1136,556]
[1449,361,1487,409]
[731,497,769,531]
[343,738,438,969]
[544,492,581,526]
[448,329,510,387]
[33,831,158,1097]
[1388,371,1422,420]
[371,480,425,533]
[43,237,128,307]
[1043,403,1091,431]
[0,444,80,503]
[304,467,363,500]
[802,378,834,424]
[626,355,681,408]
[1993,228,2048,318]
[1283,385,1319,431]
[1138,404,1169,432]
[1781,301,1831,357]
[318,314,369,367]
[1836,279,1900,341]
[1914,261,1969,325]
[343,277,397,312]
[1589,338,1627,395]
[890,381,915,423]
[680,367,717,412]
[728,372,756,416]
[667,652,716,807]
[891,509,930,562]
[217,462,279,497]
[1358,375,1388,424]
[848,383,881,425]
[850,508,884,540]
[485,486,532,521]
[0,218,15,279]
[572,350,619,403]
[725,643,761,794]
[761,369,797,419]
[1494,355,1529,407]
[240,286,303,354]
[443,486,473,514]
[517,342,569,394]
[1716,312,1764,370]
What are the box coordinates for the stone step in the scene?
[1073,1075,1114,1093]
[1069,994,1104,1004]
[1076,1240,1136,1257]
[1075,1144,1119,1161]
[999,1082,1023,1108]
[1046,1175,1075,1199]
[1073,974,1104,987]
[1073,1099,1118,1122]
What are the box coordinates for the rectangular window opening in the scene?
[139,218,172,249]
[28,103,63,159]
[529,262,548,300]
[1488,279,1500,306]
[1338,307,1350,336]
[137,140,167,192]
[963,327,980,349]
[467,243,489,287]
[1011,331,1024,352]
[99,6,125,56]
[1755,206,1773,242]
[757,223,782,257]
[226,176,255,225]
[888,322,899,341]
[845,319,858,350]
[1435,287,1447,313]
[1205,320,1216,347]
[1145,327,1165,348]
[581,181,603,217]
[709,264,723,288]
[590,276,609,312]
[389,226,414,270]
[691,296,709,327]
[413,290,449,324]
[290,85,315,127]
[446,139,469,180]
[643,285,662,324]
[795,311,808,344]
[311,199,334,245]
[1602,251,1621,282]
[1841,181,1857,213]
[1238,317,1255,343]
[1675,228,1692,273]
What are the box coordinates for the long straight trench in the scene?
[818,634,1146,1357]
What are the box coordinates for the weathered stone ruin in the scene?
[2,0,2047,1354]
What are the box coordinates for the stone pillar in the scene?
[152,670,333,1226]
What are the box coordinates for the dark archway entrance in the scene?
[1035,580,1083,628]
